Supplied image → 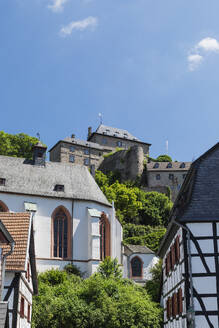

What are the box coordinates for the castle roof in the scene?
[146,161,191,171]
[0,155,111,207]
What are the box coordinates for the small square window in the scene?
[169,174,174,180]
[117,141,122,147]
[54,184,64,192]
[84,158,90,166]
[70,146,75,152]
[69,155,75,163]
[156,174,160,180]
[0,178,6,186]
[84,149,89,155]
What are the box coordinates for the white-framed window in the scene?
[84,158,90,166]
[69,155,75,163]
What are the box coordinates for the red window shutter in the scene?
[20,297,25,318]
[171,245,176,268]
[169,297,172,318]
[178,288,183,314]
[27,304,31,322]
[165,258,168,276]
[175,236,180,263]
[166,299,169,319]
[172,293,177,317]
[167,252,171,274]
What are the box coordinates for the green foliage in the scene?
[156,155,172,162]
[64,263,83,277]
[0,131,41,159]
[98,257,122,279]
[32,269,163,328]
[145,260,163,302]
[103,147,123,158]
[123,224,166,252]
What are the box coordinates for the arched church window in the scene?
[52,207,71,258]
[0,201,9,212]
[131,256,142,278]
[100,213,110,260]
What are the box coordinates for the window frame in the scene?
[0,200,9,212]
[130,256,143,279]
[20,296,25,318]
[69,154,75,163]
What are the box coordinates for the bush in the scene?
[98,257,122,279]
[145,260,163,302]
[64,264,83,277]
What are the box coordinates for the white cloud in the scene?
[187,37,219,71]
[48,0,68,12]
[188,54,203,71]
[197,37,219,52]
[59,17,98,37]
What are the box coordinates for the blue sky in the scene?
[1,0,219,161]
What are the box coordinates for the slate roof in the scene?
[90,125,151,145]
[0,155,111,206]
[0,212,31,271]
[124,244,154,254]
[63,137,112,151]
[146,162,191,171]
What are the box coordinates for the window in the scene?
[84,149,89,155]
[99,152,102,157]
[167,163,172,168]
[180,162,185,168]
[0,178,6,186]
[131,257,142,278]
[0,201,8,212]
[20,296,25,318]
[169,174,174,180]
[84,158,90,166]
[102,138,107,145]
[54,184,64,192]
[69,155,75,163]
[154,163,159,168]
[117,141,122,147]
[70,146,75,152]
[156,174,160,180]
[99,213,110,260]
[27,304,31,323]
[53,208,70,258]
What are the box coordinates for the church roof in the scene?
[0,155,111,206]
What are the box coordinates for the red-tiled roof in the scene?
[0,212,31,271]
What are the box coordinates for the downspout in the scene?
[1,241,15,301]
[173,219,195,328]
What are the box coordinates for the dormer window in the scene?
[180,163,185,168]
[167,163,172,168]
[154,163,159,169]
[54,184,64,192]
[70,146,75,152]
[0,178,6,186]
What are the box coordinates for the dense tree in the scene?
[32,267,163,328]
[0,131,41,159]
[98,257,122,279]
[145,260,163,302]
[156,154,172,162]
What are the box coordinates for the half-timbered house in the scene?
[158,142,219,328]
[0,212,38,328]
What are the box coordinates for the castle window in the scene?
[154,163,159,168]
[20,296,25,318]
[131,256,142,278]
[52,207,71,259]
[169,174,174,180]
[183,174,186,179]
[84,158,90,166]
[84,149,89,155]
[69,155,75,163]
[54,184,64,192]
[117,141,122,147]
[70,146,75,152]
[100,213,110,260]
[102,138,107,145]
[180,162,185,168]
[156,174,160,180]
[167,163,172,168]
[0,178,6,186]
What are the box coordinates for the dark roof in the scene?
[124,244,154,254]
[89,125,151,146]
[146,162,191,171]
[0,155,111,206]
[158,142,219,257]
[49,137,112,152]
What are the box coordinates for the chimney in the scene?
[33,141,47,166]
[88,127,92,140]
[71,134,75,139]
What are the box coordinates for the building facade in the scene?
[158,142,219,328]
